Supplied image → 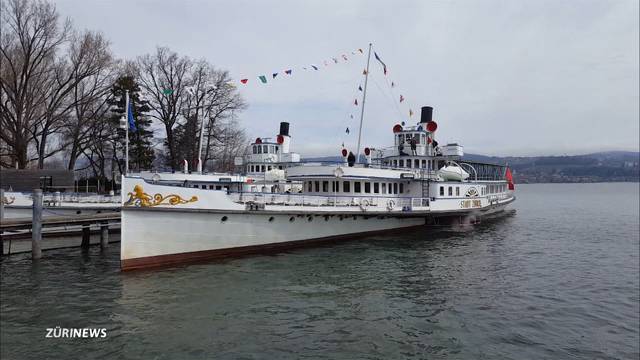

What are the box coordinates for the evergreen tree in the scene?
[107,76,155,172]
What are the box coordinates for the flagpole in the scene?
[356,43,372,163]
[125,90,129,175]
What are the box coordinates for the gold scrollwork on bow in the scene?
[124,184,198,207]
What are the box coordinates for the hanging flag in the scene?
[127,102,137,132]
[345,127,350,134]
[358,85,363,91]
[272,73,278,79]
[240,79,248,84]
[342,54,348,61]
[358,48,363,54]
[311,64,318,70]
[258,75,267,84]
[399,95,405,103]
[332,57,338,64]
[409,109,414,117]
[374,52,387,75]
[285,69,292,75]
[354,99,358,106]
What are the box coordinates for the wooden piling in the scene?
[81,224,91,249]
[100,222,109,249]
[32,189,43,259]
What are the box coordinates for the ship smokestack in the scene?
[420,106,433,123]
[279,122,290,136]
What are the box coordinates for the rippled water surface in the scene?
[1,183,639,359]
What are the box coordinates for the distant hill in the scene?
[302,152,640,183]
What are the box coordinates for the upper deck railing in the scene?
[229,192,431,210]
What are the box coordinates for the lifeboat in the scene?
[437,162,469,181]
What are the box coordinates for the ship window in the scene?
[322,181,329,192]
[307,182,312,192]
[267,166,271,171]
[343,181,351,192]
[364,182,371,193]
[354,182,361,193]
[448,187,453,196]
[421,134,426,144]
[415,159,420,168]
[374,183,379,194]
[257,146,262,154]
[278,166,283,170]
[407,160,412,168]
[263,145,268,153]
[332,181,336,192]
[399,183,404,193]
[397,134,403,144]
[456,187,460,196]
[393,183,398,194]
[399,159,404,167]
[209,185,214,190]
[393,160,397,167]
[422,160,426,168]
[440,186,444,196]
[253,146,257,154]
[216,186,222,190]
[314,181,320,192]
[388,183,393,194]
[382,183,387,194]
[275,146,279,153]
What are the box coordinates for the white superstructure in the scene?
[119,106,515,270]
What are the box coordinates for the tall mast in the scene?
[355,43,372,163]
[125,90,130,175]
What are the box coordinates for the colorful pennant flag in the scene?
[345,127,350,134]
[374,52,387,75]
[272,73,278,78]
[311,64,319,70]
[259,75,267,84]
[391,81,395,87]
[342,54,348,61]
[332,57,338,64]
[409,109,414,117]
[362,69,368,75]
[358,48,363,54]
[399,95,405,103]
[285,69,292,75]
[354,99,358,106]
[240,79,248,84]
[358,85,363,91]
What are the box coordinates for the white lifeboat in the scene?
[438,162,469,181]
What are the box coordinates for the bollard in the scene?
[81,224,91,249]
[32,189,43,259]
[100,222,109,249]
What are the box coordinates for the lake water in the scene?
[1,183,638,359]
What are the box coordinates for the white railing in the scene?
[229,192,430,210]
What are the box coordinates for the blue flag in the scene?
[127,102,137,132]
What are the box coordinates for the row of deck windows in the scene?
[252,145,279,154]
[383,158,437,170]
[437,184,507,197]
[304,180,405,195]
[247,165,284,172]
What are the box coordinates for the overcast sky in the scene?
[55,0,639,157]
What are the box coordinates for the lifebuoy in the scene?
[360,199,370,211]
[386,199,396,211]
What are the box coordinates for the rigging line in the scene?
[370,76,404,120]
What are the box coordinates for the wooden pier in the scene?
[1,189,121,257]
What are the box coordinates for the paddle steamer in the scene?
[120,105,515,270]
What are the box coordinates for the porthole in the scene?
[307,216,313,222]
[353,216,357,220]
[324,216,329,221]
[76,210,81,215]
[289,216,295,222]
[268,216,274,222]
[221,216,228,222]
[339,215,344,221]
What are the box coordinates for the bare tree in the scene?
[62,31,115,170]
[0,0,70,168]
[136,47,191,170]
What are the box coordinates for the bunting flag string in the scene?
[231,47,364,86]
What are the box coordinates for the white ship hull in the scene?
[121,209,424,270]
